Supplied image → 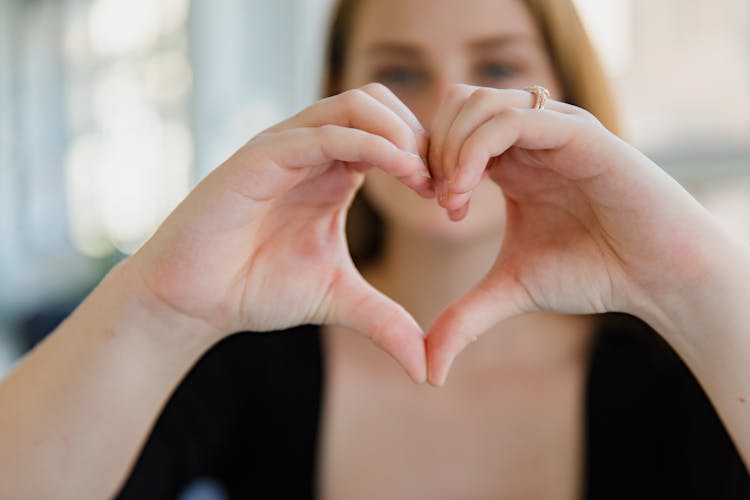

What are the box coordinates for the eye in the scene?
[476,62,515,82]
[374,66,425,87]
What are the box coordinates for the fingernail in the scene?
[448,202,469,221]
[437,183,446,204]
[412,368,427,385]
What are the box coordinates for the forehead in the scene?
[349,0,541,51]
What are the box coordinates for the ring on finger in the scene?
[523,85,550,110]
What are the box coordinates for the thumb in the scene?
[426,268,529,386]
[331,271,427,384]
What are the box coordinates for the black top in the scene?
[117,313,750,499]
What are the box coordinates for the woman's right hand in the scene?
[128,83,432,383]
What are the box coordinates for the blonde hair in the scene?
[322,0,623,262]
[522,0,621,135]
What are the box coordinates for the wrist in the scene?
[85,259,223,363]
[637,232,750,467]
[638,226,750,367]
[8,259,223,499]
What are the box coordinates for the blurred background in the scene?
[0,0,748,373]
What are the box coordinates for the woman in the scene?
[1,0,749,498]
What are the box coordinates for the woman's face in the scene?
[341,0,563,240]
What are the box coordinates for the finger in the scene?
[441,87,576,186]
[269,87,425,157]
[441,109,580,212]
[346,159,436,199]
[358,83,429,160]
[332,271,427,384]
[315,126,432,194]
[446,196,470,221]
[426,266,529,386]
[428,84,477,184]
[233,126,431,201]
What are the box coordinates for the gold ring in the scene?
[524,85,550,110]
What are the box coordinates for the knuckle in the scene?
[574,106,599,124]
[307,94,337,116]
[446,83,475,102]
[562,104,602,129]
[565,113,598,136]
[469,86,497,106]
[583,113,604,130]
[360,82,389,95]
[338,88,368,110]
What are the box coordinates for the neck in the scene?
[362,222,595,376]
[364,221,503,329]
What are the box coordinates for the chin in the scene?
[363,171,507,242]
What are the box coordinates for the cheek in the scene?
[362,169,507,240]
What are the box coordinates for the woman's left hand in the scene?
[424,84,733,386]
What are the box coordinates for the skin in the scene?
[0,0,749,498]
[319,1,632,497]
[354,0,561,234]
[337,0,576,376]
[318,1,592,497]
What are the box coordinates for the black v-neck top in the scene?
[117,313,750,499]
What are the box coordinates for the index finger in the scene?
[357,83,429,160]
[268,84,426,158]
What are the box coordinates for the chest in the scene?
[316,331,586,500]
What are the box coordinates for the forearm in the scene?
[645,232,750,469]
[0,260,219,499]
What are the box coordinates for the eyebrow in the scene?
[364,42,422,58]
[466,34,535,51]
[363,34,535,57]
